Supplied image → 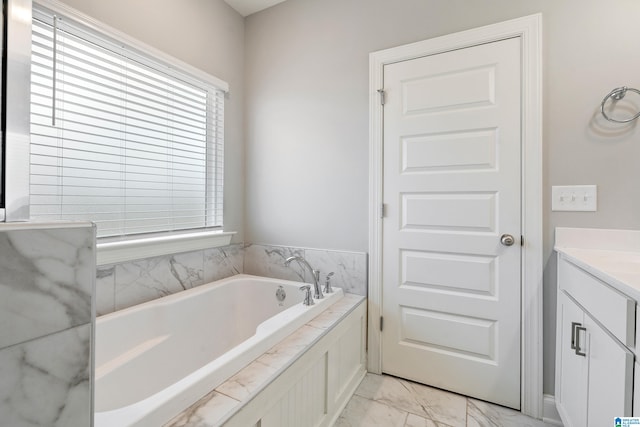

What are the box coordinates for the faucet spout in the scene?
[284,256,323,300]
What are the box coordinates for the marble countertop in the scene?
[165,292,366,427]
[555,227,640,302]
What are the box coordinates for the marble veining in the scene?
[0,324,91,427]
[337,374,559,427]
[96,265,116,316]
[98,242,366,316]
[0,226,94,350]
[304,248,367,296]
[164,391,240,427]
[214,359,279,401]
[335,394,408,427]
[204,244,244,283]
[96,243,244,316]
[353,374,467,427]
[244,244,368,296]
[114,250,204,310]
[243,244,305,282]
[466,399,552,427]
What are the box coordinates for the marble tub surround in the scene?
[243,243,305,282]
[114,250,204,311]
[0,223,95,350]
[96,243,244,315]
[0,324,92,427]
[166,293,365,427]
[96,242,366,316]
[0,222,95,427]
[336,374,556,427]
[244,243,368,296]
[204,244,244,282]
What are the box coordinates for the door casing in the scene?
[367,13,543,418]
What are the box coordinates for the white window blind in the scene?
[29,8,224,238]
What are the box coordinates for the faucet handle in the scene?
[299,285,314,306]
[323,272,335,294]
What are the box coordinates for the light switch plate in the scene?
[552,185,597,211]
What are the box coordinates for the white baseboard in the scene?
[542,394,563,426]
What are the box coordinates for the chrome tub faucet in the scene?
[284,256,323,300]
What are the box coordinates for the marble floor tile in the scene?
[466,398,554,427]
[335,394,408,427]
[405,413,449,427]
[354,374,467,427]
[343,374,558,427]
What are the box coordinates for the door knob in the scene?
[500,234,515,246]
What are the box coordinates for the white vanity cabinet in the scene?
[555,255,635,427]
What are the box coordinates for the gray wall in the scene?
[244,0,640,395]
[52,0,640,397]
[58,0,247,243]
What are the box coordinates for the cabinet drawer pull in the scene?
[575,325,587,357]
[570,321,581,349]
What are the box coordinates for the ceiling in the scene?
[224,0,288,17]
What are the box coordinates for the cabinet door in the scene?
[585,314,634,426]
[556,292,588,427]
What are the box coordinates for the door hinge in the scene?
[380,203,386,218]
[380,316,384,331]
[377,89,385,105]
[521,235,524,246]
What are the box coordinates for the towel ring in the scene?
[600,86,640,123]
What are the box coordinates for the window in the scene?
[29,6,226,238]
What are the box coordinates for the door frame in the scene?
[367,14,543,418]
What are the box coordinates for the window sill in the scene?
[96,230,236,266]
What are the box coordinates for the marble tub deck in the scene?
[336,374,558,427]
[166,293,365,426]
[164,291,553,427]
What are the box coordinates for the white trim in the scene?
[543,394,563,426]
[33,0,229,93]
[0,220,93,231]
[4,0,32,221]
[367,13,543,418]
[97,231,235,265]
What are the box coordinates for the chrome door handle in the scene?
[500,234,515,246]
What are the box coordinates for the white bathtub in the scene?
[94,274,344,427]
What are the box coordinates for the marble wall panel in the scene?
[98,242,367,317]
[0,324,91,427]
[0,223,95,427]
[0,225,95,349]
[204,243,244,283]
[304,249,368,296]
[243,244,305,282]
[114,250,204,311]
[96,265,116,317]
[244,244,368,296]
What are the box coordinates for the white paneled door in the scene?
[381,37,522,409]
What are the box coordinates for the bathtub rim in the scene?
[94,273,346,426]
